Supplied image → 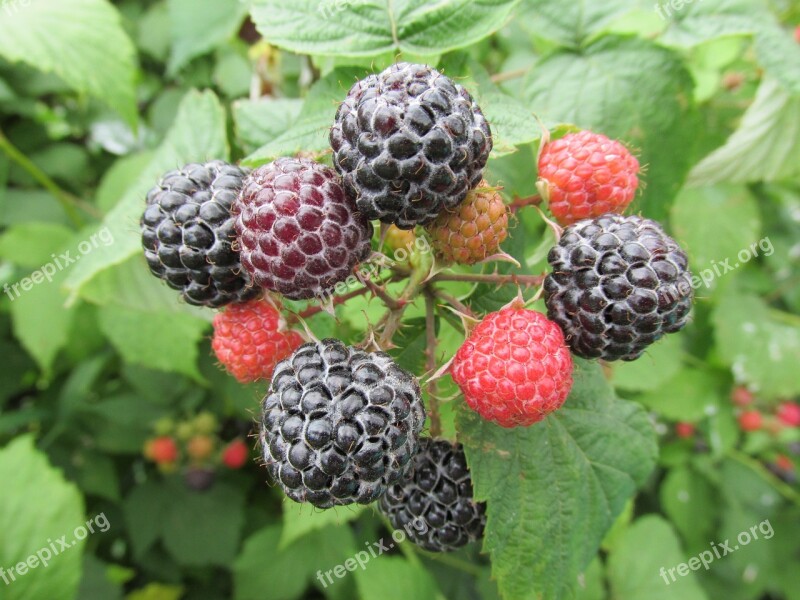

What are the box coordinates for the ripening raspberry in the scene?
[538,130,640,226]
[777,402,800,427]
[451,308,573,427]
[222,439,250,469]
[212,300,303,383]
[738,410,763,432]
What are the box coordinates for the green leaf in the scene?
[355,557,439,600]
[232,98,304,154]
[123,481,170,558]
[611,333,684,393]
[161,481,245,566]
[0,436,85,600]
[0,223,73,268]
[243,68,363,166]
[0,0,137,125]
[438,55,541,156]
[250,0,520,58]
[64,90,229,300]
[456,359,658,600]
[523,36,697,222]
[280,505,365,549]
[9,259,78,374]
[712,293,800,399]
[517,0,643,47]
[670,185,761,283]
[635,368,721,422]
[607,516,708,600]
[234,524,357,600]
[660,465,718,551]
[167,0,249,75]
[687,79,800,186]
[97,305,209,382]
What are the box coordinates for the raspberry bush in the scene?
[1,2,799,600]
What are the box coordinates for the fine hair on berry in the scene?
[544,214,693,361]
[260,339,426,508]
[451,308,573,427]
[140,160,261,307]
[379,438,486,552]
[233,157,374,301]
[330,62,492,229]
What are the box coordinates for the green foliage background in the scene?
[0,0,799,599]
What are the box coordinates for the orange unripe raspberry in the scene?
[186,435,215,461]
[426,182,509,265]
[538,131,639,226]
[212,300,303,383]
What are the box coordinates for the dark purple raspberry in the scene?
[140,160,260,308]
[544,214,693,361]
[379,438,486,552]
[233,158,373,301]
[260,339,425,508]
[330,62,492,229]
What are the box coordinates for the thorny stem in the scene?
[364,278,404,310]
[729,448,800,507]
[0,129,91,228]
[431,272,546,287]
[489,67,529,84]
[424,289,441,437]
[431,288,475,318]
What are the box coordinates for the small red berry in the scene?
[222,439,249,469]
[775,454,794,472]
[212,300,304,383]
[145,436,179,464]
[738,410,763,432]
[451,308,573,427]
[537,130,639,226]
[795,25,800,44]
[731,386,754,406]
[777,402,800,427]
[675,422,695,439]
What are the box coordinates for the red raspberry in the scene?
[731,386,754,407]
[738,410,763,432]
[145,436,179,464]
[775,454,794,472]
[451,308,573,427]
[675,422,695,439]
[222,439,249,469]
[777,402,800,427]
[426,181,509,265]
[537,131,639,226]
[212,300,303,383]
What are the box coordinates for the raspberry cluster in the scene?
[260,339,426,508]
[138,58,694,557]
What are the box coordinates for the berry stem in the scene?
[430,272,546,287]
[489,67,529,84]
[295,284,375,319]
[508,193,542,212]
[431,288,476,319]
[0,128,95,228]
[424,289,442,438]
[364,278,404,310]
